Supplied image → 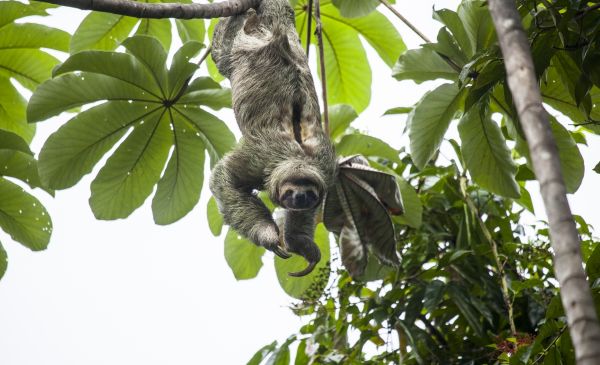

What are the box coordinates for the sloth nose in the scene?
[293,191,308,206]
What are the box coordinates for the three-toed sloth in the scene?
[210,0,337,276]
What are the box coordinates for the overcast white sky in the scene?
[1,1,599,364]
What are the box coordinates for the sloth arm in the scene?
[209,145,290,258]
[283,209,321,276]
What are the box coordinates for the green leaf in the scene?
[587,244,600,283]
[336,134,401,164]
[328,104,357,139]
[433,8,473,57]
[178,78,232,110]
[0,1,56,28]
[90,110,172,219]
[392,48,457,83]
[0,23,69,51]
[319,10,371,113]
[423,280,445,312]
[0,241,6,280]
[175,19,206,44]
[122,36,168,94]
[152,118,205,225]
[322,6,404,67]
[549,117,584,193]
[383,106,412,116]
[447,283,484,337]
[0,151,46,191]
[54,50,163,97]
[457,1,495,55]
[0,177,51,251]
[27,72,153,123]
[167,41,204,99]
[173,105,235,167]
[247,341,277,365]
[0,129,32,155]
[331,0,384,18]
[408,83,464,169]
[458,104,520,198]
[594,161,600,174]
[394,177,422,228]
[0,78,34,143]
[70,12,137,53]
[206,197,223,236]
[0,49,61,90]
[224,228,265,280]
[294,340,309,365]
[135,18,172,51]
[266,345,290,365]
[38,101,155,189]
[275,224,330,299]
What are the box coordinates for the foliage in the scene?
[0,1,59,279]
[1,0,600,363]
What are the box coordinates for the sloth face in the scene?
[278,178,321,210]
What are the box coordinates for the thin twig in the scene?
[313,0,329,134]
[377,0,431,43]
[531,326,567,364]
[460,177,517,336]
[376,0,463,73]
[306,0,313,56]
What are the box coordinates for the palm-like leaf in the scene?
[28,36,235,224]
[324,155,402,277]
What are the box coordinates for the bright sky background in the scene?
[1,1,599,364]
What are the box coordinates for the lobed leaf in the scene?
[224,228,265,280]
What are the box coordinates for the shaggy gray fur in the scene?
[210,0,336,276]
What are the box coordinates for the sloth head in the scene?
[268,160,325,211]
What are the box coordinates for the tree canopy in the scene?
[1,0,600,363]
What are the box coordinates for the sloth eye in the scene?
[282,189,294,198]
[306,191,317,201]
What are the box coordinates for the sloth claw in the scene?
[272,245,291,259]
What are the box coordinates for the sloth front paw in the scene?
[284,235,321,277]
[255,223,290,259]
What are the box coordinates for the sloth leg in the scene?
[283,209,321,276]
[210,151,290,259]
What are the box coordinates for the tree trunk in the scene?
[36,0,259,19]
[488,1,600,363]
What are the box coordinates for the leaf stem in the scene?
[377,0,431,43]
[313,0,329,135]
[306,0,313,56]
[459,177,517,336]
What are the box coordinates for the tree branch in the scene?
[488,1,600,364]
[34,0,260,19]
[314,0,329,135]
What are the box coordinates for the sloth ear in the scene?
[243,11,260,34]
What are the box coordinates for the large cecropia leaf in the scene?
[324,155,402,277]
[224,228,265,280]
[295,0,404,113]
[28,36,234,224]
